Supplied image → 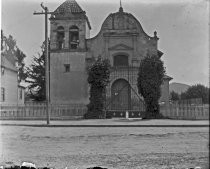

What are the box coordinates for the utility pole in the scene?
[34,3,53,124]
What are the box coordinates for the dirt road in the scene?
[0,122,209,169]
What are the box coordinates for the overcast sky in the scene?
[1,0,209,86]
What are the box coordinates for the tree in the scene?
[1,31,16,65]
[137,54,165,119]
[180,84,209,104]
[1,30,27,83]
[85,57,111,119]
[25,45,46,101]
[16,48,27,83]
[170,91,180,101]
[180,92,187,100]
[5,35,16,52]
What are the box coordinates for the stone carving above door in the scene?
[108,44,133,51]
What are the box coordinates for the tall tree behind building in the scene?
[25,43,46,101]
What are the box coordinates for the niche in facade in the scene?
[69,26,79,49]
[113,55,128,67]
[57,26,65,49]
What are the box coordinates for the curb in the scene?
[0,124,209,127]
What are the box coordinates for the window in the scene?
[69,26,79,49]
[1,87,5,102]
[64,64,70,72]
[113,55,128,67]
[57,26,65,49]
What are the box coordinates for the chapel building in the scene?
[49,0,172,113]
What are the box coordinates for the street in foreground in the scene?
[0,120,209,169]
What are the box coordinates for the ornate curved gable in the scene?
[99,7,150,38]
[86,5,161,60]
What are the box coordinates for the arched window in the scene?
[69,25,79,49]
[57,26,65,49]
[113,55,128,67]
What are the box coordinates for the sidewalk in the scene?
[0,119,209,127]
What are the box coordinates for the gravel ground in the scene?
[0,122,209,169]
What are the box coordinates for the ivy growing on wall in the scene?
[85,57,111,119]
[137,54,165,119]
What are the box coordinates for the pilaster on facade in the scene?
[64,31,69,49]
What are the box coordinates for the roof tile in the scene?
[54,0,84,14]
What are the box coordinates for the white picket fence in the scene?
[160,104,209,120]
[0,100,209,120]
[0,102,87,120]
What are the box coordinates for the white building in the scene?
[0,50,25,106]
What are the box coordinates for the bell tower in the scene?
[50,0,91,51]
[49,0,91,104]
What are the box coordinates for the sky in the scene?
[1,0,209,86]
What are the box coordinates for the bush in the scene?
[180,84,209,104]
[137,54,165,119]
[85,58,111,119]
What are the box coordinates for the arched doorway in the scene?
[111,79,131,110]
